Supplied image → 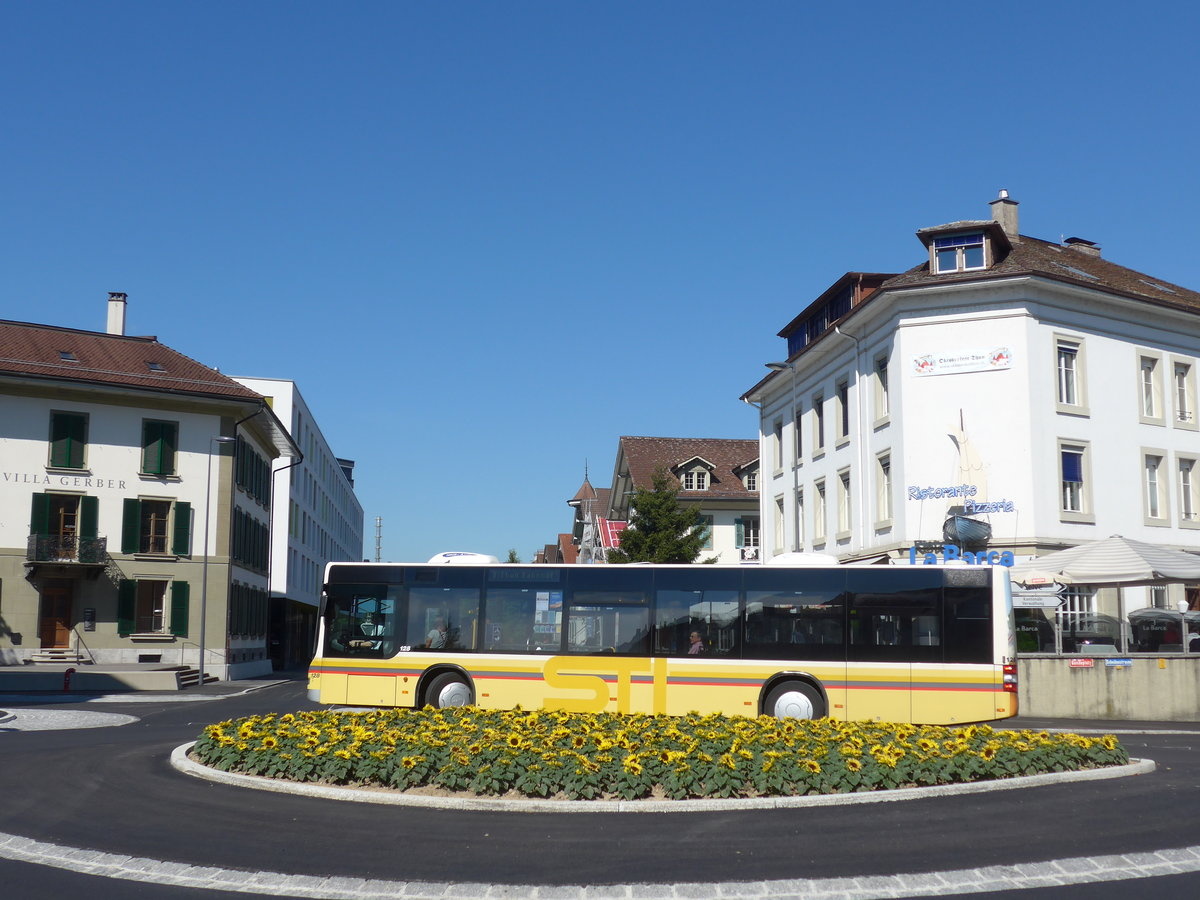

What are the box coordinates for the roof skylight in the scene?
[1139,279,1177,294]
[59,350,79,361]
[1052,263,1100,281]
[146,361,166,372]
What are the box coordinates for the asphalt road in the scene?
[1,679,1198,898]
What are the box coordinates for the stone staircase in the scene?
[29,648,89,665]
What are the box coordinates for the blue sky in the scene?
[4,2,1199,563]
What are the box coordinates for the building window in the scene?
[814,480,827,544]
[772,419,783,471]
[933,232,985,273]
[141,420,179,476]
[1174,360,1196,427]
[795,489,805,547]
[122,498,192,556]
[736,517,760,553]
[874,356,890,424]
[1144,452,1167,524]
[793,404,803,462]
[699,515,713,551]
[813,395,825,454]
[876,453,892,525]
[681,470,708,491]
[48,411,88,469]
[836,379,850,442]
[1179,456,1199,526]
[744,471,758,492]
[28,493,99,561]
[837,469,851,537]
[117,579,189,637]
[774,497,785,553]
[1059,442,1094,523]
[1151,585,1170,610]
[1139,352,1164,424]
[136,580,167,633]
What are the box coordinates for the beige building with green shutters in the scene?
[0,295,298,679]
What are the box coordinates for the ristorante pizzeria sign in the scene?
[3,471,129,489]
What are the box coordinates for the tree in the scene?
[607,468,708,564]
[506,549,522,563]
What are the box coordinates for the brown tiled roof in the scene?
[617,436,759,499]
[884,235,1200,312]
[0,320,262,400]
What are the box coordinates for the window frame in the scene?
[771,419,783,473]
[1058,440,1095,524]
[1143,448,1169,526]
[813,479,827,547]
[1177,452,1200,529]
[1171,357,1198,432]
[141,419,180,477]
[773,495,786,554]
[812,394,826,457]
[48,410,89,470]
[835,378,850,447]
[873,354,890,428]
[1054,334,1089,416]
[836,467,852,540]
[932,232,986,274]
[875,451,893,530]
[1138,350,1165,426]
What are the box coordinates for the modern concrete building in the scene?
[0,295,299,679]
[741,192,1200,639]
[604,436,760,564]
[229,377,364,668]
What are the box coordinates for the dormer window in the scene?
[682,470,708,491]
[933,233,985,273]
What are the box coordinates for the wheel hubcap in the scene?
[773,690,815,719]
[437,681,471,707]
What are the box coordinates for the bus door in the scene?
[320,584,400,706]
[845,571,942,723]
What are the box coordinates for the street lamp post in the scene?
[199,435,237,685]
[766,362,800,552]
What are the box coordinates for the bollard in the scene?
[63,667,76,691]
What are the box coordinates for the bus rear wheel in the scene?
[426,672,472,708]
[764,681,825,720]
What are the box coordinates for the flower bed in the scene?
[191,708,1129,801]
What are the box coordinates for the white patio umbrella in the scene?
[1010,535,1200,587]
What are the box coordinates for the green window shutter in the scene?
[117,580,136,636]
[79,495,99,539]
[233,583,244,635]
[141,421,159,473]
[170,581,190,637]
[161,423,177,475]
[50,413,86,468]
[29,492,50,537]
[734,518,745,548]
[121,499,141,554]
[171,501,192,555]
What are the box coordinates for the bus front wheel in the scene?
[426,672,472,708]
[764,681,825,720]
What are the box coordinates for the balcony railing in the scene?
[26,535,108,564]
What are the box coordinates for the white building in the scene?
[741,193,1200,642]
[0,295,299,678]
[230,377,364,668]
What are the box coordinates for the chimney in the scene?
[1064,237,1102,258]
[106,292,127,335]
[989,189,1019,239]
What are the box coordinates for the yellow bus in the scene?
[307,555,1018,725]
